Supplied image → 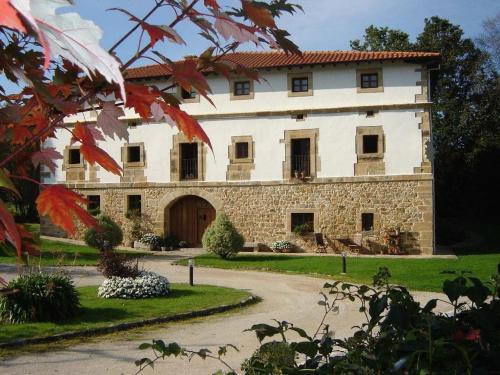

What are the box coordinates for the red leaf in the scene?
[204,0,219,9]
[72,121,95,145]
[96,101,128,140]
[214,14,260,44]
[31,147,63,174]
[124,83,162,118]
[0,0,26,32]
[0,199,21,256]
[171,59,213,105]
[242,0,276,28]
[160,103,212,150]
[36,185,97,235]
[80,143,122,176]
[12,125,32,145]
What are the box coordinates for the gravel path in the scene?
[0,253,448,375]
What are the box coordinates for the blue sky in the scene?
[1,0,499,93]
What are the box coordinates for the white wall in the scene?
[45,62,426,184]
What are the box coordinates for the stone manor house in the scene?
[41,50,439,255]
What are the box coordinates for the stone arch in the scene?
[156,188,224,236]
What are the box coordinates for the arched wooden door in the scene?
[169,195,216,246]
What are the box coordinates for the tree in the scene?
[478,12,500,70]
[350,25,412,51]
[0,0,303,290]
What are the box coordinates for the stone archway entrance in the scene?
[169,195,216,246]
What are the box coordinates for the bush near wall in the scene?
[202,214,244,259]
[84,214,123,250]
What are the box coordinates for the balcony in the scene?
[181,158,198,180]
[291,155,310,178]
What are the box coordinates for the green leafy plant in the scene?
[0,272,80,323]
[202,214,244,259]
[84,214,123,251]
[292,223,312,236]
[163,235,180,250]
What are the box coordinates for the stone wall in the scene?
[41,174,434,254]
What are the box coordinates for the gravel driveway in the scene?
[0,253,447,375]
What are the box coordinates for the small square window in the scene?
[87,195,100,211]
[127,146,141,163]
[363,135,379,154]
[361,213,374,231]
[361,73,379,89]
[291,77,309,92]
[366,110,375,117]
[127,195,141,215]
[181,88,197,100]
[234,81,251,96]
[68,148,81,165]
[291,212,314,233]
[235,142,249,159]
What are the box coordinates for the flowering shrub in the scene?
[98,271,170,299]
[270,241,293,253]
[139,233,162,248]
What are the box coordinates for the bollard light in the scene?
[341,252,347,274]
[188,258,195,286]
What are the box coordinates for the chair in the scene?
[315,233,328,253]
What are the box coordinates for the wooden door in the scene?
[169,196,215,246]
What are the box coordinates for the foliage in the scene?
[178,240,189,248]
[126,209,145,241]
[98,271,170,299]
[0,272,80,323]
[97,250,140,279]
[478,12,500,69]
[84,214,123,251]
[0,0,302,266]
[139,233,162,248]
[137,266,500,374]
[350,25,412,51]
[202,214,244,259]
[292,222,312,236]
[163,235,180,250]
[270,240,293,253]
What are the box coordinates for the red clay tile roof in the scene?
[125,50,440,80]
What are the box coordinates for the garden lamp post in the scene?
[188,258,195,286]
[341,252,347,274]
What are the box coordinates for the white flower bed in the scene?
[270,240,293,252]
[97,271,171,299]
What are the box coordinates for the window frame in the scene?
[121,142,145,168]
[229,78,254,100]
[286,209,319,235]
[287,72,313,97]
[356,126,385,159]
[356,68,384,93]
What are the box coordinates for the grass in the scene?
[0,283,250,343]
[176,253,500,293]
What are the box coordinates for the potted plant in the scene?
[139,233,162,251]
[270,240,293,253]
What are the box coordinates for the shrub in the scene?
[178,240,189,248]
[84,214,123,250]
[270,240,293,253]
[97,250,140,278]
[241,341,296,375]
[0,273,80,323]
[202,214,244,259]
[163,235,179,250]
[98,271,170,299]
[139,233,162,249]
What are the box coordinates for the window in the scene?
[295,113,305,121]
[181,88,197,100]
[87,195,100,211]
[68,148,81,165]
[366,110,375,118]
[361,213,374,232]
[127,146,141,163]
[235,142,249,159]
[292,77,309,92]
[180,143,198,180]
[291,138,311,178]
[291,212,314,232]
[363,135,379,154]
[127,195,141,215]
[361,73,379,89]
[234,81,251,96]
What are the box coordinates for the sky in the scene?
[1,0,499,93]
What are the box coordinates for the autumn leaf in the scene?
[242,0,276,29]
[204,0,219,9]
[170,59,213,105]
[214,14,260,44]
[0,199,21,256]
[96,101,128,141]
[80,143,122,176]
[36,185,98,235]
[31,147,63,174]
[124,83,163,118]
[0,0,27,32]
[0,168,20,198]
[11,124,32,145]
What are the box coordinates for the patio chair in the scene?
[314,233,328,253]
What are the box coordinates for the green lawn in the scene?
[0,238,147,266]
[0,284,250,343]
[177,253,500,293]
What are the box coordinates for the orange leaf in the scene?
[12,125,32,145]
[0,0,27,33]
[0,199,21,256]
[124,83,162,118]
[36,185,97,235]
[171,59,213,105]
[80,143,122,176]
[161,103,212,150]
[242,1,276,28]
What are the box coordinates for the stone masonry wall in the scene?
[41,175,434,255]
